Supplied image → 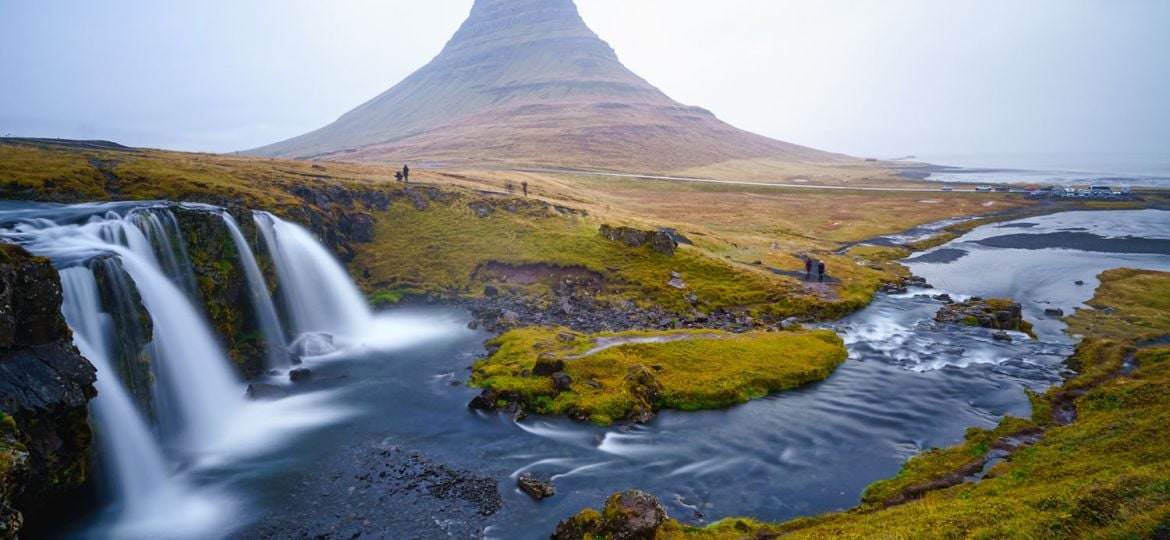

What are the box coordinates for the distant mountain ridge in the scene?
[249,0,849,172]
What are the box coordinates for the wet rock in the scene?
[1045,307,1065,317]
[246,383,288,401]
[1074,280,1085,286]
[289,367,313,382]
[780,317,801,330]
[467,320,480,330]
[552,490,667,540]
[992,331,1013,343]
[468,388,499,410]
[290,332,335,357]
[517,473,556,500]
[933,293,954,303]
[533,354,565,376]
[0,244,97,533]
[624,366,662,423]
[505,403,527,422]
[936,298,1032,334]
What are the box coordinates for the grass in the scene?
[470,327,847,425]
[558,269,1170,538]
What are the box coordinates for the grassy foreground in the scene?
[556,268,1170,538]
[470,327,847,425]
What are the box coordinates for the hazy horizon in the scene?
[2,0,1168,168]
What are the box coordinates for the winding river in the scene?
[2,203,1168,539]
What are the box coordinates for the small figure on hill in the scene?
[395,171,403,182]
[817,261,826,282]
[506,181,515,194]
[402,164,410,182]
[522,180,529,197]
[804,258,812,278]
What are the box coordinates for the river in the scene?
[1,203,1167,539]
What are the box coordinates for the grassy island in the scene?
[556,268,1170,538]
[469,327,848,425]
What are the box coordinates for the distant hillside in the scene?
[249,0,852,173]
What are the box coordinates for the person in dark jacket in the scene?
[805,258,812,278]
[402,164,410,182]
[817,261,826,282]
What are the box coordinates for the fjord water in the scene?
[2,202,1168,539]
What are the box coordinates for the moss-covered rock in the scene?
[935,297,1035,337]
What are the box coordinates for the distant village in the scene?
[1022,185,1133,199]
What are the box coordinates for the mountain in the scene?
[249,0,849,172]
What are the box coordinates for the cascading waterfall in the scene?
[59,267,221,538]
[0,200,454,538]
[253,212,371,338]
[221,213,290,369]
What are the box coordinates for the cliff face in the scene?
[0,243,97,539]
[249,0,846,172]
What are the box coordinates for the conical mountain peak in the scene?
[250,0,842,172]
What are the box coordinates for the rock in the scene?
[517,473,556,500]
[468,201,493,218]
[552,490,667,540]
[246,383,288,401]
[1045,308,1065,317]
[599,225,676,255]
[1074,280,1085,286]
[483,285,499,297]
[780,317,801,330]
[667,278,686,289]
[933,293,953,303]
[551,372,573,393]
[290,332,335,357]
[289,368,313,382]
[287,351,303,366]
[624,366,662,423]
[557,332,576,342]
[0,244,98,534]
[505,403,527,422]
[669,271,681,279]
[992,331,1013,342]
[936,298,1032,334]
[649,232,677,256]
[532,354,565,376]
[467,320,480,330]
[468,388,499,410]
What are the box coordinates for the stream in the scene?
[1,203,1167,539]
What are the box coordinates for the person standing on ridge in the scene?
[402,164,410,183]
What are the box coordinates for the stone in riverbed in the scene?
[1045,307,1065,317]
[552,490,667,540]
[517,473,555,500]
[289,367,313,382]
[246,383,288,401]
[993,331,1013,342]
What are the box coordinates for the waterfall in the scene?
[59,268,222,538]
[254,212,371,339]
[221,213,290,369]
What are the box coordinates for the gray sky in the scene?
[2,0,1168,165]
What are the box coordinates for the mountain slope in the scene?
[249,0,850,172]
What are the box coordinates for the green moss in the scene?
[470,327,847,424]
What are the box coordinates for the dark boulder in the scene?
[245,383,287,401]
[1045,307,1065,317]
[517,473,555,500]
[289,368,313,382]
[551,372,573,393]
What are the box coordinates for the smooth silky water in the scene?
[1,202,1167,539]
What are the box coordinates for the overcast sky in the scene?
[2,0,1168,166]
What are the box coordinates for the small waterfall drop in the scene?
[254,212,371,338]
[222,213,290,369]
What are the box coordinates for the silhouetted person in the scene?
[818,261,826,282]
[522,180,529,197]
[402,164,410,182]
[805,259,812,278]
[395,171,403,182]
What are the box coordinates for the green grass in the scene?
[470,327,847,425]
